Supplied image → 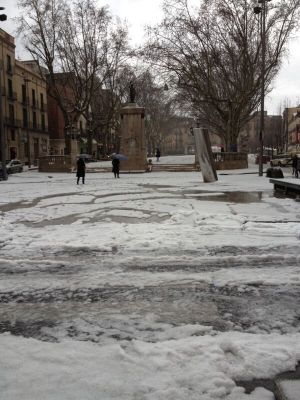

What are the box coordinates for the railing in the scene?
[22,97,30,106]
[4,117,21,127]
[212,152,248,170]
[6,66,14,75]
[39,155,73,173]
[7,91,17,101]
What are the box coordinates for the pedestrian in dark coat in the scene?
[112,157,120,178]
[292,155,298,177]
[296,156,300,179]
[155,148,161,162]
[76,157,86,184]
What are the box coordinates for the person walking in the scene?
[155,148,161,162]
[76,157,86,184]
[296,155,300,179]
[292,154,298,177]
[112,157,120,178]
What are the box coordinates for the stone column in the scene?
[119,103,147,172]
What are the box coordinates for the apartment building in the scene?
[282,107,300,152]
[239,111,283,153]
[0,29,49,165]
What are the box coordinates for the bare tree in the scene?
[92,66,178,156]
[144,0,300,150]
[130,70,177,155]
[17,0,129,153]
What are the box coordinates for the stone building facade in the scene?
[239,111,283,154]
[282,107,300,152]
[0,29,49,165]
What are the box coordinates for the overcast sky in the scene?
[2,0,300,115]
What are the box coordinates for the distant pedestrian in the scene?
[296,156,300,179]
[76,157,85,184]
[112,157,120,178]
[292,155,298,177]
[155,148,161,162]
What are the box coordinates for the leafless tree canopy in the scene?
[144,0,300,150]
[130,70,178,154]
[17,0,129,136]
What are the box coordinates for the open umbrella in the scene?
[112,153,128,161]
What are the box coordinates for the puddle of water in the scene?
[138,184,175,189]
[185,191,273,203]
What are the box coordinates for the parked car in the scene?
[6,160,24,174]
[270,154,293,167]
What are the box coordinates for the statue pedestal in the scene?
[119,103,147,172]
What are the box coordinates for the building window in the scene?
[8,79,13,98]
[23,108,28,128]
[22,84,26,104]
[41,139,48,152]
[40,93,44,110]
[32,89,36,107]
[9,104,14,124]
[41,113,45,131]
[11,130,15,141]
[7,55,12,73]
[33,111,37,129]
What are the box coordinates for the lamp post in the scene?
[254,0,269,176]
[87,106,93,155]
[0,66,7,180]
[0,7,7,180]
[0,7,7,21]
[24,78,31,168]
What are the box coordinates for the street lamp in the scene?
[87,106,93,155]
[0,7,7,180]
[254,0,271,176]
[24,78,31,167]
[0,7,7,21]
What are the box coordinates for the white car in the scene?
[6,160,24,174]
[270,154,292,167]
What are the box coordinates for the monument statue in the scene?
[129,81,136,103]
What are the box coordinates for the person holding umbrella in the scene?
[76,156,86,184]
[155,148,161,162]
[111,153,128,178]
[112,154,120,178]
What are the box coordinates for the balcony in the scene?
[22,96,30,106]
[21,120,48,133]
[7,91,17,101]
[4,117,20,128]
[6,66,14,76]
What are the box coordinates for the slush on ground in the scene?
[0,156,299,399]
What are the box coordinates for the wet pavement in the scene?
[1,177,300,399]
[0,244,299,344]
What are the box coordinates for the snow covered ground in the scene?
[0,156,299,399]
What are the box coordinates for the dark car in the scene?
[6,160,24,174]
[255,155,270,164]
